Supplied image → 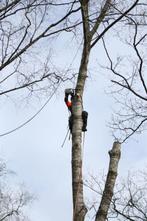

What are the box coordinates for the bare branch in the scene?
[91,0,139,48]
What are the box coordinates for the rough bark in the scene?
[95,142,121,221]
[71,49,90,221]
[71,2,90,221]
[71,1,113,221]
[71,25,90,221]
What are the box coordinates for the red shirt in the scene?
[66,101,72,108]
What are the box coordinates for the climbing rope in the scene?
[61,128,70,148]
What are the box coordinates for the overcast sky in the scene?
[0,17,147,221]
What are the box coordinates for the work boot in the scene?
[82,126,87,132]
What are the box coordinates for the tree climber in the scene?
[64,88,88,132]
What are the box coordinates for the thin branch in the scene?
[90,0,111,38]
[132,21,147,94]
[122,118,147,143]
[102,37,147,101]
[0,5,81,71]
[91,0,139,48]
[0,72,59,96]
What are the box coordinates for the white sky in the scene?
[0,18,147,221]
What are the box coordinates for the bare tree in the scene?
[0,160,32,221]
[101,7,147,142]
[1,1,147,221]
[110,172,147,221]
[0,0,81,99]
[70,1,145,220]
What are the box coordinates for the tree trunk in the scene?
[71,45,90,221]
[71,1,114,220]
[71,101,87,221]
[95,142,121,221]
[71,1,91,220]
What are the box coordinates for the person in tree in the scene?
[64,89,88,132]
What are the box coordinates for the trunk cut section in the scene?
[95,142,121,221]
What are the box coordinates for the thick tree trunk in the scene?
[71,45,90,221]
[71,1,91,220]
[71,100,87,221]
[71,1,113,220]
[95,142,121,221]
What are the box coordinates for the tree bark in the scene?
[71,2,91,220]
[95,142,121,221]
[71,40,90,221]
[71,1,113,220]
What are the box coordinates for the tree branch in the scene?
[91,0,139,48]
